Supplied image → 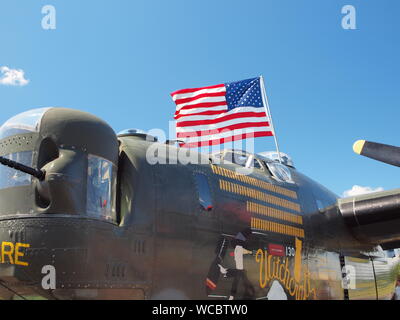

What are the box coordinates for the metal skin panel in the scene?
[372,257,399,300]
[40,108,119,165]
[344,256,377,300]
[0,217,152,299]
[0,109,399,299]
[306,249,344,300]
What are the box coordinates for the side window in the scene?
[194,173,213,211]
[87,154,117,222]
[312,186,337,213]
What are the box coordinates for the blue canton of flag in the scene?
[225,77,264,110]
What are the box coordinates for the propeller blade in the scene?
[353,140,400,167]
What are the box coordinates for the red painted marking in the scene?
[268,244,285,257]
[206,278,217,290]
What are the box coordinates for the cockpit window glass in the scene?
[245,157,263,170]
[0,151,33,190]
[87,155,116,221]
[223,151,249,167]
[254,159,262,169]
[266,162,294,183]
[0,108,51,140]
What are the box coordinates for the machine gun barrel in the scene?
[0,156,45,181]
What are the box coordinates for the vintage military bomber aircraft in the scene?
[0,107,398,300]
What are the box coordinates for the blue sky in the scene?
[0,0,399,196]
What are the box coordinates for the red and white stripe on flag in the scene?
[171,82,273,148]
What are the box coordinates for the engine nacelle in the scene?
[339,189,400,245]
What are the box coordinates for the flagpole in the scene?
[259,75,283,164]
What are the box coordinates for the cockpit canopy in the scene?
[210,149,295,183]
[258,151,295,168]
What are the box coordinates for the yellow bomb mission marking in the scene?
[0,242,30,266]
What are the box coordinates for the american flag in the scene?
[171,77,273,148]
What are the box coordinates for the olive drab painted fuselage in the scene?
[0,108,398,300]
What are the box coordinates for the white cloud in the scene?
[342,185,384,197]
[0,66,29,86]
